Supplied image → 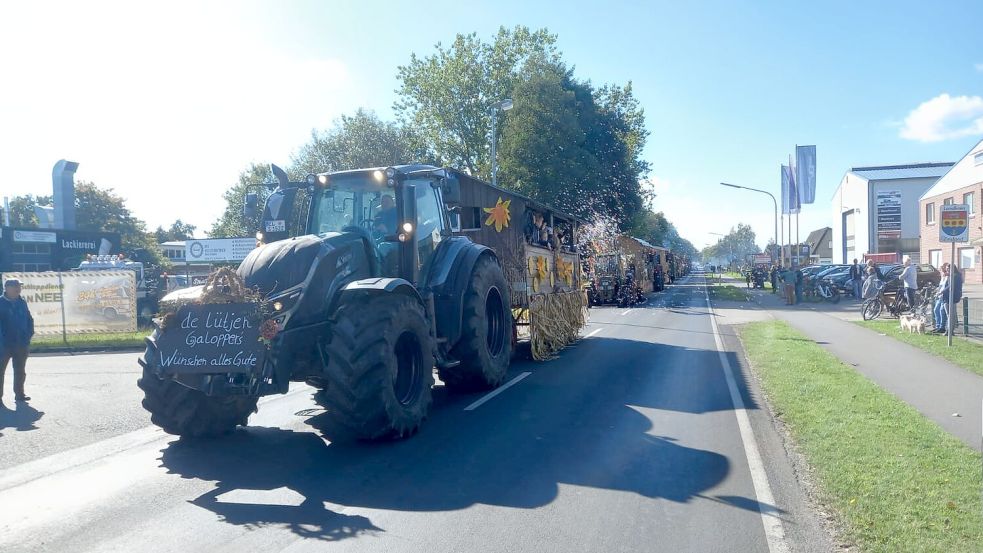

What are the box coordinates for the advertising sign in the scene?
[939,204,969,243]
[13,230,57,243]
[154,303,265,375]
[795,145,817,204]
[3,271,137,334]
[185,238,256,263]
[876,190,902,240]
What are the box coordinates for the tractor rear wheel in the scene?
[312,294,435,442]
[138,329,258,438]
[441,256,513,392]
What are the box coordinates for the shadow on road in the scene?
[0,401,44,435]
[158,335,764,543]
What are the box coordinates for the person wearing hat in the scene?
[0,278,34,404]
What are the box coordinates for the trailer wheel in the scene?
[441,256,513,392]
[138,329,258,437]
[312,294,435,442]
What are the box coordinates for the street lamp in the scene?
[490,98,513,187]
[720,182,780,265]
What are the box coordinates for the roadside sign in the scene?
[753,254,771,266]
[185,238,257,263]
[939,204,969,243]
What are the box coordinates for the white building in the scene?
[159,240,187,262]
[830,163,952,264]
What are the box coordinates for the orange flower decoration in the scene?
[483,197,512,232]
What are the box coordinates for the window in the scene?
[959,247,975,269]
[929,249,941,268]
[943,197,953,205]
[964,192,975,215]
[925,202,935,224]
[975,152,983,166]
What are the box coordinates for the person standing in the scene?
[849,258,863,299]
[0,279,35,403]
[933,263,963,333]
[782,265,796,305]
[794,265,804,305]
[769,265,778,294]
[899,256,918,311]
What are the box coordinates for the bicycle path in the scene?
[747,287,983,452]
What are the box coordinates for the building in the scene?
[0,227,120,272]
[918,139,983,284]
[831,162,953,264]
[804,227,833,265]
[159,241,187,263]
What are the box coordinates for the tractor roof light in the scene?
[317,174,329,186]
[398,233,408,242]
[401,222,414,233]
[385,167,396,179]
[306,174,317,186]
[373,170,384,182]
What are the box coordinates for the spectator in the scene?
[849,258,863,299]
[769,265,778,294]
[862,266,881,300]
[782,265,796,305]
[745,266,752,289]
[899,256,918,311]
[794,264,804,304]
[933,263,963,334]
[0,278,35,404]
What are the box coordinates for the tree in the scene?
[291,109,431,175]
[5,194,51,228]
[394,26,561,178]
[209,163,274,239]
[705,223,759,267]
[153,219,196,243]
[72,181,166,267]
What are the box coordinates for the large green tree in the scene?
[153,219,197,243]
[5,194,52,228]
[73,181,166,267]
[394,26,561,178]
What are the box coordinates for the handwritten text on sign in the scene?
[156,303,265,374]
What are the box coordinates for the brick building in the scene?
[918,138,983,284]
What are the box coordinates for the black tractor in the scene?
[138,165,514,441]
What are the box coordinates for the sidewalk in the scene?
[746,284,983,452]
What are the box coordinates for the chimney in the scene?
[52,159,79,230]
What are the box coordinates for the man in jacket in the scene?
[0,278,35,403]
[849,259,863,299]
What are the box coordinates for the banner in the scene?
[875,190,902,240]
[795,145,817,204]
[781,165,800,214]
[2,271,137,335]
[185,238,257,263]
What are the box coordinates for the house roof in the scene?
[919,138,983,200]
[849,162,954,181]
[804,227,832,257]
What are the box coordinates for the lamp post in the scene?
[720,182,780,266]
[489,98,513,187]
[709,231,729,269]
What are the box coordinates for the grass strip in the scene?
[740,320,982,553]
[708,284,751,302]
[31,330,149,352]
[856,320,983,378]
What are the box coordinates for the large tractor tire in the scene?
[138,330,258,438]
[440,256,513,392]
[313,294,435,442]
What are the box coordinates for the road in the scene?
[0,274,832,552]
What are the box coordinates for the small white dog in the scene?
[900,313,926,334]
[899,314,913,333]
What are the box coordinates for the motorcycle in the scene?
[807,277,840,303]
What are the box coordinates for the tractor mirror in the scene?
[441,174,461,206]
[243,193,258,219]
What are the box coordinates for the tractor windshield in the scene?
[309,173,394,237]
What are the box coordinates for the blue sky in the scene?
[2,0,981,248]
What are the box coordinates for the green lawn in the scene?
[708,284,751,302]
[740,321,982,553]
[856,320,983,378]
[32,330,149,352]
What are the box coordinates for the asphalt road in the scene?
[0,273,832,552]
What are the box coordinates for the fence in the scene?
[1,271,137,340]
[961,297,982,339]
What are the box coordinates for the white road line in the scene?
[463,372,532,411]
[585,328,603,338]
[620,308,632,316]
[704,275,789,553]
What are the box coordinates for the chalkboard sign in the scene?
[156,303,266,375]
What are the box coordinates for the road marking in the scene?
[585,328,603,338]
[463,372,532,411]
[620,308,632,316]
[704,275,790,553]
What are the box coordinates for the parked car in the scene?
[874,263,941,293]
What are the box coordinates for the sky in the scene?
[1,0,981,250]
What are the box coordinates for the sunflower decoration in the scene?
[483,197,512,232]
[557,259,574,286]
[527,255,549,292]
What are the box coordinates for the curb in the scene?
[31,346,145,357]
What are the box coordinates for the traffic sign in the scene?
[939,204,969,243]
